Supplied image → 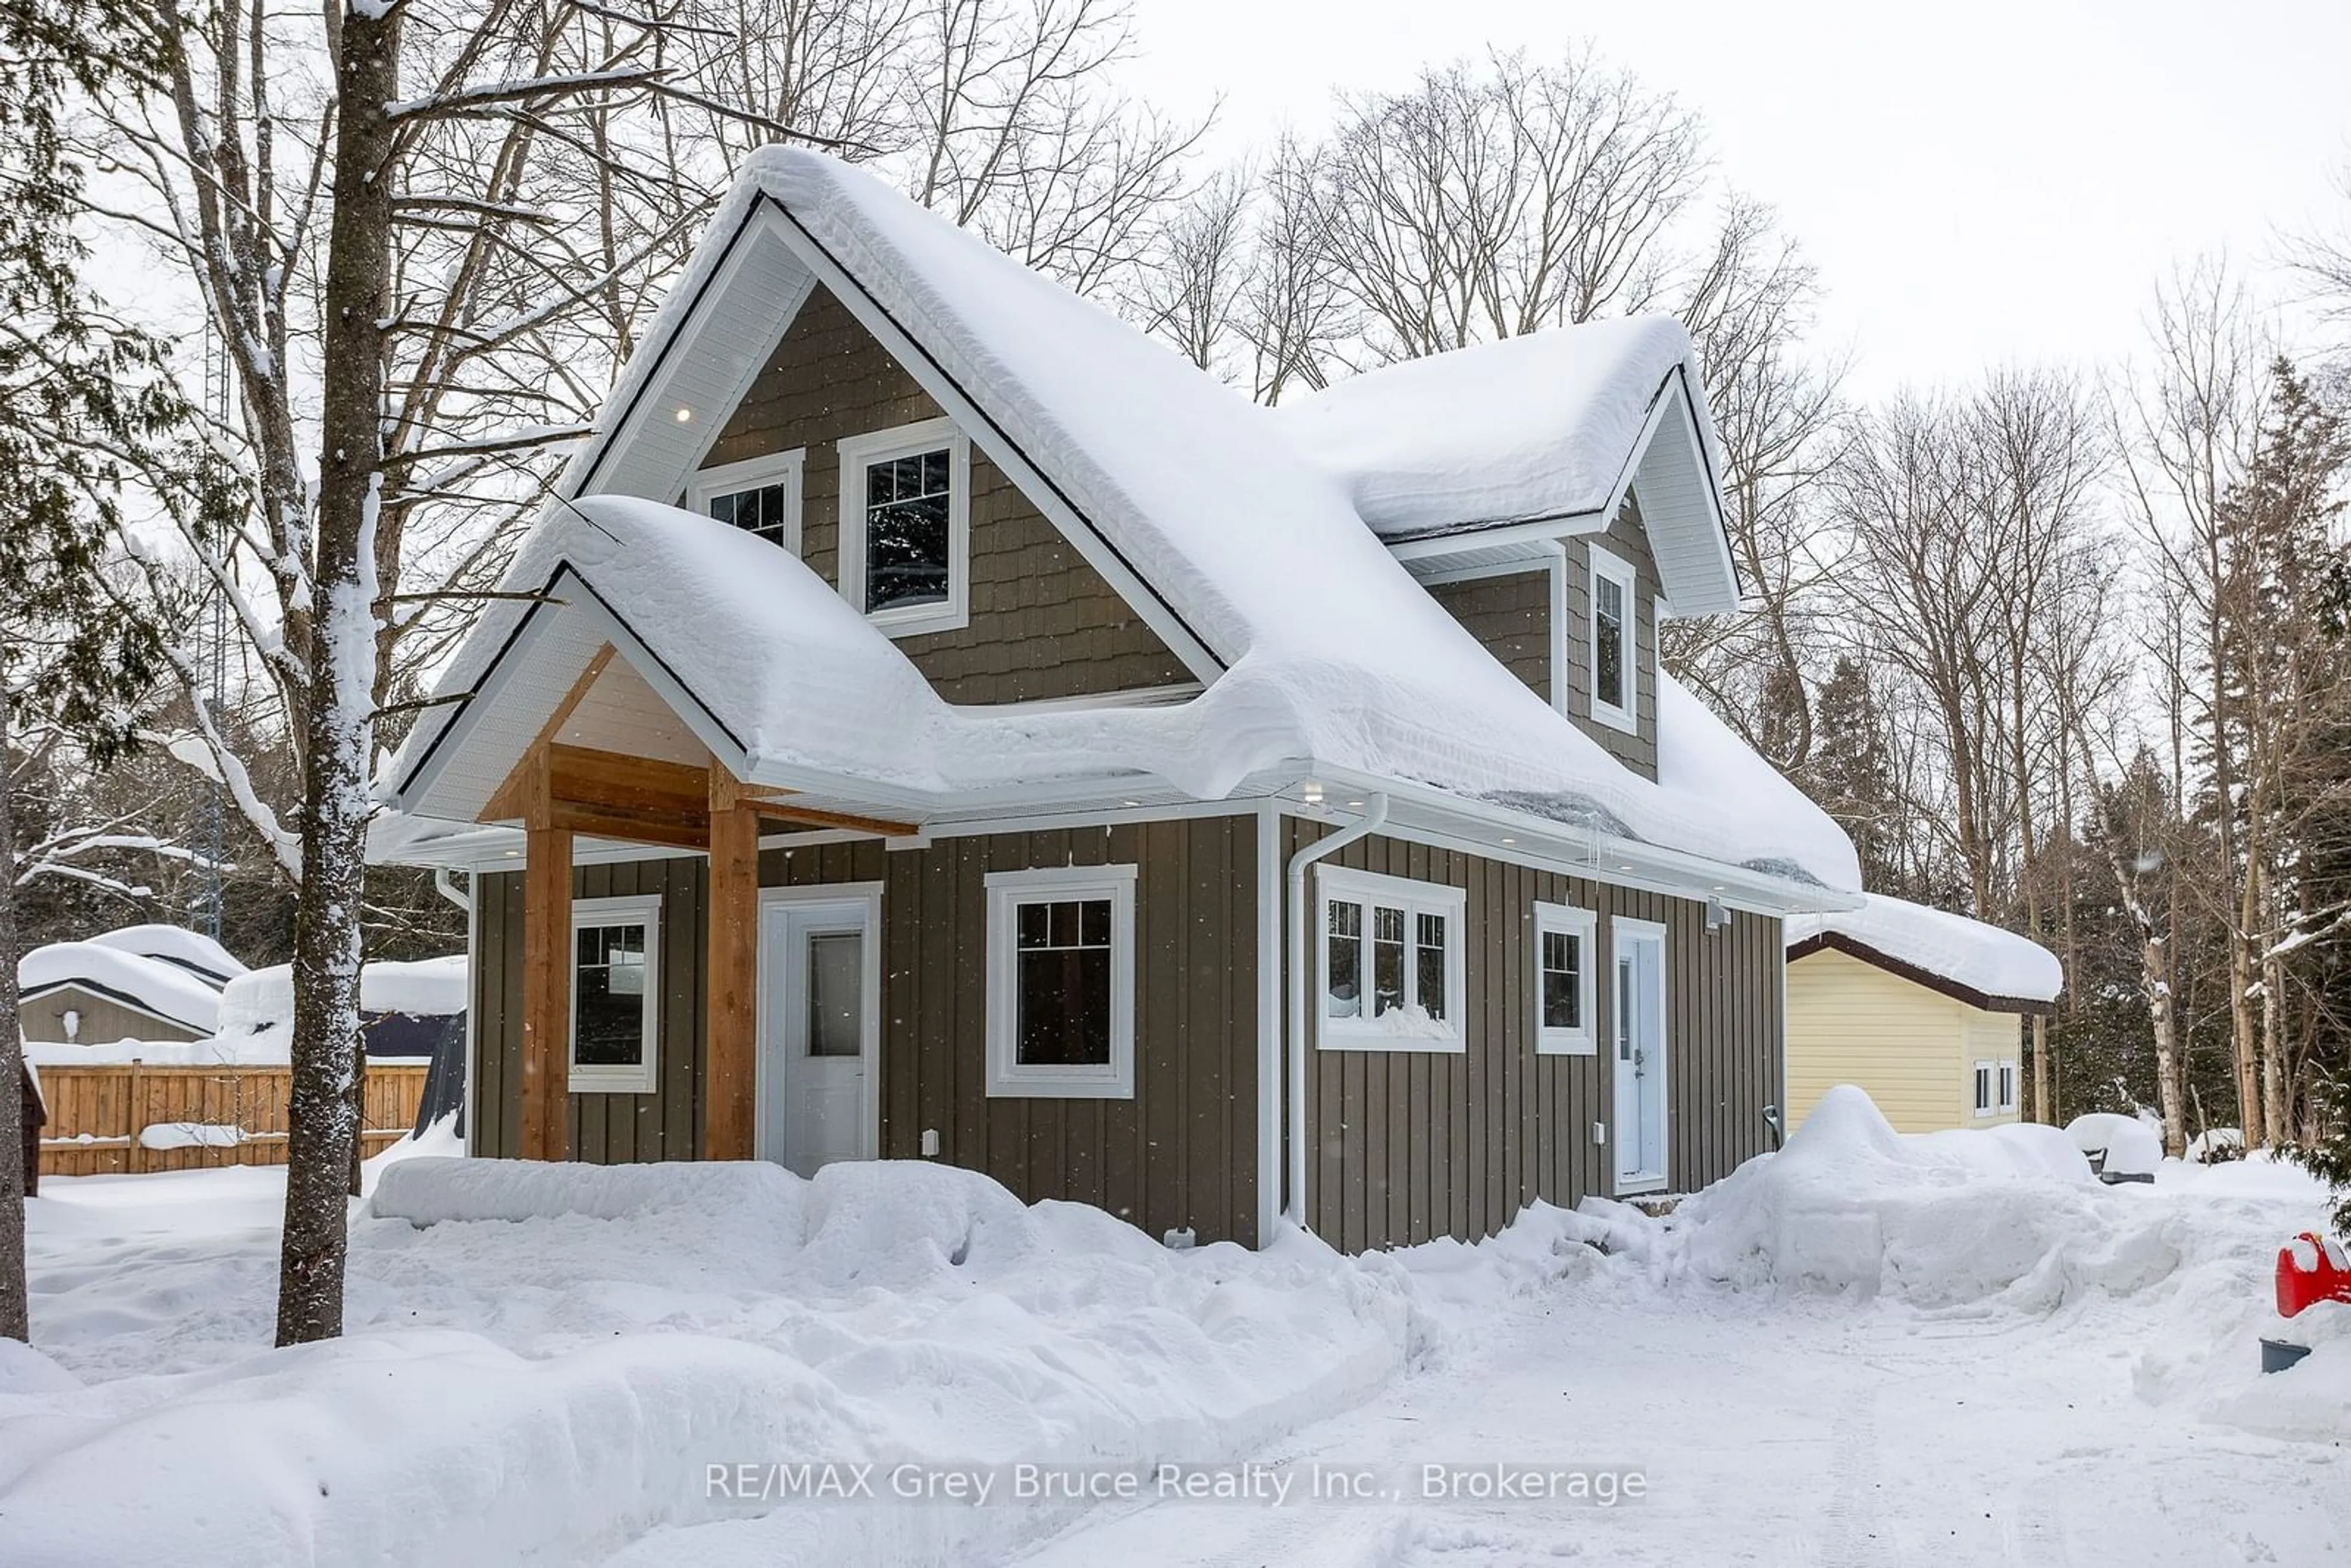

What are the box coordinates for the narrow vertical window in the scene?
[1371,904,1406,1018]
[1415,912,1448,1023]
[1588,546,1638,732]
[1973,1061,1995,1117]
[570,895,661,1093]
[1326,899,1363,1018]
[1533,901,1596,1055]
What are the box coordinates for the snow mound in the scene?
[359,956,467,1016]
[2067,1113,2163,1177]
[1672,1086,2189,1308]
[372,1155,804,1229]
[83,924,244,983]
[1786,891,2062,1004]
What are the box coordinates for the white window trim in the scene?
[1997,1059,2019,1114]
[1316,865,1468,1054]
[1532,901,1598,1057]
[686,448,807,552]
[984,864,1137,1099]
[1972,1059,1996,1119]
[570,893,662,1094]
[1586,543,1639,734]
[836,416,971,638]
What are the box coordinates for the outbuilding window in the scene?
[571,895,661,1093]
[984,865,1136,1098]
[1319,866,1466,1051]
[1532,901,1597,1056]
[688,449,805,550]
[837,417,970,637]
[1972,1060,1995,1119]
[1997,1060,2018,1114]
[1588,544,1638,733]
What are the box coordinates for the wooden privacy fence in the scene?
[36,1062,430,1178]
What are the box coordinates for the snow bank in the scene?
[9,1159,1412,1568]
[361,956,468,1016]
[84,923,245,983]
[1669,1086,2194,1308]
[17,941,224,1037]
[1786,892,2063,1003]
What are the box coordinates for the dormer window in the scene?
[1587,544,1637,733]
[688,450,804,550]
[837,417,971,637]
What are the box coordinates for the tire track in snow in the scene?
[1816,1379,1881,1568]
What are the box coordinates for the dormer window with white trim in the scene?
[689,449,804,550]
[1318,866,1466,1052]
[1588,544,1637,733]
[838,416,971,637]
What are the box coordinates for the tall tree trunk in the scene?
[2261,936,2291,1147]
[2230,864,2265,1147]
[276,2,397,1348]
[2148,932,2184,1158]
[0,683,28,1343]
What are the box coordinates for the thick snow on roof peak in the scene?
[83,923,245,984]
[1277,318,1705,538]
[18,941,225,1036]
[1788,893,2063,1005]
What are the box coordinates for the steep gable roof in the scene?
[1275,323,1741,613]
[384,151,1859,899]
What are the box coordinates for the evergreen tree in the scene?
[0,0,184,1341]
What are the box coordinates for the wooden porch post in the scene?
[520,823,572,1161]
[705,769,760,1160]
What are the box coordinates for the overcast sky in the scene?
[1125,0,2351,396]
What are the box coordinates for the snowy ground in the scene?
[2,1100,2345,1566]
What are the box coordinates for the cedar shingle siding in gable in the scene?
[699,286,1192,705]
[1427,572,1550,702]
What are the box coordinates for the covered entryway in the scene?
[757,887,882,1176]
[1611,917,1669,1194]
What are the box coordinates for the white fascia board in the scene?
[1616,377,1740,619]
[1387,509,1611,564]
[750,198,1228,686]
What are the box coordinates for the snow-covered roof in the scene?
[218,956,468,1037]
[18,941,225,1036]
[1786,893,2063,1010]
[383,150,1859,899]
[1275,323,1740,613]
[82,924,245,987]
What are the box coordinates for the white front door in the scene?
[758,893,880,1177]
[1611,919,1668,1193]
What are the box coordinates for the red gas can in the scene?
[2274,1231,2351,1319]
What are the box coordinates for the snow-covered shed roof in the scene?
[1786,893,2064,1011]
[82,924,244,987]
[1275,323,1740,612]
[383,151,1859,902]
[18,940,225,1035]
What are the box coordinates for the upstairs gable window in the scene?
[838,417,971,637]
[1588,544,1638,733]
[688,451,805,551]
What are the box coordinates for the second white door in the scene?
[1611,920,1668,1193]
[759,895,879,1177]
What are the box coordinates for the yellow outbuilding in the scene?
[1784,894,2063,1135]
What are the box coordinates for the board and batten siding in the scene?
[1783,948,2022,1133]
[470,814,1261,1245]
[1288,821,1783,1251]
[697,285,1192,705]
[1426,572,1550,701]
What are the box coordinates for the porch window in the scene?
[1532,901,1597,1056]
[1588,544,1637,732]
[1319,866,1465,1052]
[688,450,804,550]
[1997,1060,2018,1114]
[837,417,970,637]
[984,865,1136,1097]
[1973,1060,1995,1118]
[571,894,661,1093]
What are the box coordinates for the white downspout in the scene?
[1282,792,1389,1231]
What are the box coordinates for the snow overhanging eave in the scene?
[1308,763,1861,916]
